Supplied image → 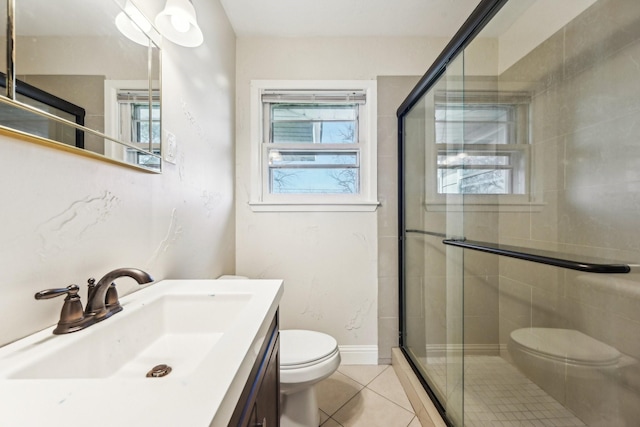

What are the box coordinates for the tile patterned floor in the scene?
[320,357,586,427]
[423,356,586,427]
[316,364,421,427]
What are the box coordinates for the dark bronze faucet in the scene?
[84,268,154,320]
[35,268,154,334]
[35,285,87,334]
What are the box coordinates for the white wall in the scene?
[0,0,236,347]
[235,36,451,362]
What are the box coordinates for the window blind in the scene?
[262,90,366,104]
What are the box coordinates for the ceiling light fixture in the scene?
[155,0,204,47]
[115,1,152,46]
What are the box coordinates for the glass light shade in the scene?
[155,0,204,47]
[115,1,152,46]
[115,11,149,46]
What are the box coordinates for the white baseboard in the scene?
[338,345,379,365]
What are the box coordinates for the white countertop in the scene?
[0,279,283,427]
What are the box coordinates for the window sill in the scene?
[249,201,380,212]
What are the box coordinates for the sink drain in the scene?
[146,364,172,378]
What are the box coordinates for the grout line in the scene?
[329,383,367,424]
[330,387,415,426]
[338,364,391,387]
[368,364,391,385]
[322,365,418,425]
[366,384,416,416]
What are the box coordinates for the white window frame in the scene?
[249,80,378,212]
[424,90,544,212]
[104,80,160,168]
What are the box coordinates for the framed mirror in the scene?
[0,0,162,172]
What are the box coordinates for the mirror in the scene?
[0,0,162,172]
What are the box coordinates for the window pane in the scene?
[436,121,511,145]
[438,168,510,194]
[270,168,359,194]
[269,150,358,167]
[435,104,515,145]
[437,153,510,167]
[435,104,514,121]
[272,104,357,121]
[131,103,160,144]
[271,104,357,144]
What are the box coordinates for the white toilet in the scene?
[280,329,341,427]
[218,276,341,427]
[508,327,621,404]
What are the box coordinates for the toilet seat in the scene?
[280,329,339,370]
[510,328,621,367]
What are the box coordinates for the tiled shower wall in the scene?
[495,0,640,362]
[473,0,640,423]
[377,76,419,364]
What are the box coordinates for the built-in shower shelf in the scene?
[442,239,632,274]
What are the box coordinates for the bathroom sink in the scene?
[0,279,283,427]
[8,293,252,379]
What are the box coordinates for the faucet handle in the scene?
[35,284,80,300]
[35,285,88,334]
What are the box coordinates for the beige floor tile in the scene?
[332,388,415,427]
[367,364,414,412]
[408,416,422,427]
[321,418,344,427]
[320,410,330,424]
[316,371,365,416]
[338,364,389,386]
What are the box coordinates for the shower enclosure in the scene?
[398,0,640,425]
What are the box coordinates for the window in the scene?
[434,91,530,196]
[103,80,161,171]
[267,102,360,194]
[118,90,161,170]
[250,81,378,211]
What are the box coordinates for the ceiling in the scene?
[14,0,123,37]
[218,0,483,38]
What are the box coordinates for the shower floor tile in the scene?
[423,355,586,427]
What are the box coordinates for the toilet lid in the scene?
[510,328,621,366]
[280,330,338,368]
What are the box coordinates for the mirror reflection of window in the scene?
[117,89,160,170]
[434,91,530,195]
[0,0,163,172]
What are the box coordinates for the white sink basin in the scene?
[0,279,283,427]
[9,293,252,379]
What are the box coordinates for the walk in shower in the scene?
[398,0,640,425]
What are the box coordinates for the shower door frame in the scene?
[396,0,508,424]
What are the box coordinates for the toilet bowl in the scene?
[280,329,341,427]
[218,275,341,427]
[508,328,620,404]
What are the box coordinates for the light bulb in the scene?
[170,14,190,33]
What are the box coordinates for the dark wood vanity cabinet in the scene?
[229,312,280,427]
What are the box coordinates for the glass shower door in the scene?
[401,53,466,425]
[401,1,640,426]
